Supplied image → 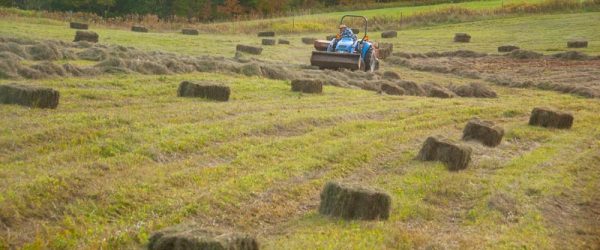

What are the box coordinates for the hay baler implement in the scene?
[310,15,378,72]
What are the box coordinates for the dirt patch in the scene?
[528,107,574,129]
[291,79,323,94]
[462,118,504,147]
[148,224,259,250]
[0,83,59,109]
[454,33,471,43]
[319,181,391,220]
[417,136,472,171]
[177,81,230,101]
[73,31,98,43]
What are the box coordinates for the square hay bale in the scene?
[319,182,391,220]
[257,31,275,37]
[182,28,199,35]
[498,45,520,53]
[567,40,588,48]
[73,31,99,43]
[291,79,322,94]
[528,107,573,129]
[381,31,397,38]
[69,22,88,30]
[278,39,290,45]
[380,82,404,95]
[377,43,393,59]
[261,39,276,46]
[236,44,262,55]
[313,40,330,51]
[462,118,504,147]
[177,81,230,102]
[148,224,259,250]
[0,83,59,109]
[301,37,317,45]
[417,136,472,171]
[454,33,471,43]
[131,25,148,33]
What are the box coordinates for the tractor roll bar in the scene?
[340,15,368,43]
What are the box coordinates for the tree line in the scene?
[2,0,407,21]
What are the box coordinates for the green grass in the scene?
[1,9,600,250]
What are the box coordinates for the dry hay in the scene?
[380,82,404,95]
[381,30,398,38]
[313,40,330,51]
[261,39,276,46]
[422,82,455,98]
[77,47,107,61]
[178,81,230,101]
[454,33,471,43]
[417,136,472,171]
[30,62,66,77]
[27,42,62,61]
[131,25,148,33]
[319,182,391,220]
[551,51,590,60]
[0,83,59,109]
[69,22,88,30]
[396,80,426,96]
[73,31,99,43]
[567,40,588,48]
[450,82,497,98]
[291,79,323,94]
[301,37,317,45]
[181,28,199,35]
[498,45,520,53]
[377,43,393,59]
[148,224,259,250]
[278,39,290,45]
[239,63,262,76]
[529,107,573,129]
[462,118,504,147]
[236,44,262,55]
[257,31,275,37]
[508,49,543,59]
[382,71,401,80]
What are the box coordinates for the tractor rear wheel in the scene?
[363,48,377,72]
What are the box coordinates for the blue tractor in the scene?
[310,15,379,72]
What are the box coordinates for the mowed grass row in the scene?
[1,69,599,248]
[1,12,599,66]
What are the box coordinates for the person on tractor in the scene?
[327,24,357,52]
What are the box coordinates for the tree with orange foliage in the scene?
[217,0,244,16]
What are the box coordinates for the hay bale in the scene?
[69,22,88,30]
[508,49,543,59]
[417,136,472,171]
[326,35,336,41]
[454,33,471,43]
[291,79,322,94]
[148,224,259,250]
[181,28,199,35]
[131,25,148,33]
[236,44,262,55]
[567,40,587,48]
[257,31,275,37]
[0,83,59,109]
[319,182,391,220]
[73,31,98,43]
[313,40,330,51]
[240,63,262,76]
[302,37,317,45]
[377,43,393,59]
[381,31,397,38]
[278,39,290,45]
[451,82,497,98]
[552,51,589,60]
[382,71,400,80]
[498,45,519,53]
[261,39,276,46]
[177,81,230,101]
[528,107,573,129]
[381,82,404,95]
[462,118,504,147]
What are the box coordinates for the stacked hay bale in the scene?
[0,83,59,109]
[177,81,230,101]
[319,182,391,220]
[417,136,472,171]
[73,31,99,43]
[528,107,574,129]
